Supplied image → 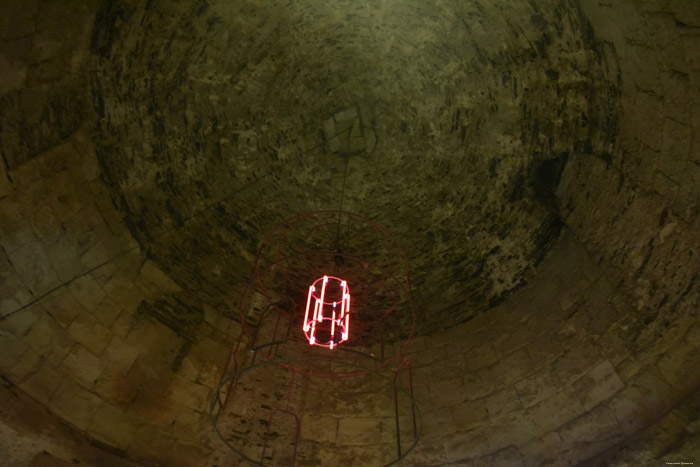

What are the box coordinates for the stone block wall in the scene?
[0,140,696,466]
[388,2,698,463]
[0,129,242,465]
[580,0,700,215]
[558,1,700,461]
[5,210,693,466]
[0,1,98,169]
[189,216,692,466]
[397,226,698,466]
[1,0,698,465]
[590,385,700,465]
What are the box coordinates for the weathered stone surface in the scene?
[66,310,113,356]
[0,302,40,337]
[656,326,700,391]
[457,370,496,403]
[101,335,140,371]
[88,402,138,451]
[430,354,466,381]
[129,375,179,429]
[18,360,62,405]
[169,377,210,412]
[444,427,494,462]
[520,431,564,467]
[465,343,500,372]
[430,376,469,408]
[0,1,698,466]
[171,408,208,443]
[136,260,183,297]
[528,389,586,433]
[300,414,337,443]
[473,446,525,467]
[559,403,623,445]
[62,344,104,388]
[49,378,102,431]
[23,313,73,365]
[573,359,624,411]
[92,296,123,328]
[5,345,41,384]
[86,0,621,342]
[484,387,523,420]
[166,442,211,467]
[551,338,603,385]
[408,439,448,466]
[127,425,176,464]
[557,404,626,465]
[422,406,458,440]
[515,369,562,409]
[336,417,383,446]
[451,398,490,432]
[480,348,534,387]
[41,288,85,329]
[0,332,28,369]
[610,365,676,436]
[445,412,536,462]
[0,381,144,467]
[7,242,61,296]
[67,275,106,312]
[594,384,700,466]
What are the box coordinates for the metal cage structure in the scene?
[210,211,421,466]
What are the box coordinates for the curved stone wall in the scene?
[404,229,698,465]
[0,1,698,466]
[87,0,621,332]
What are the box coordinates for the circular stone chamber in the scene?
[0,1,699,465]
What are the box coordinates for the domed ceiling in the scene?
[90,0,620,342]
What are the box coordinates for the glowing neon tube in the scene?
[312,298,320,323]
[343,293,350,340]
[303,285,315,332]
[310,315,317,344]
[318,276,328,322]
[331,306,336,339]
[340,281,347,319]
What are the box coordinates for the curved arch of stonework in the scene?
[1,1,699,465]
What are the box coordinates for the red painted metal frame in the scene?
[235,210,416,377]
[210,211,422,465]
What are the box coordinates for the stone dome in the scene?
[1,1,699,465]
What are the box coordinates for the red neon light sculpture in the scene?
[303,275,350,349]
